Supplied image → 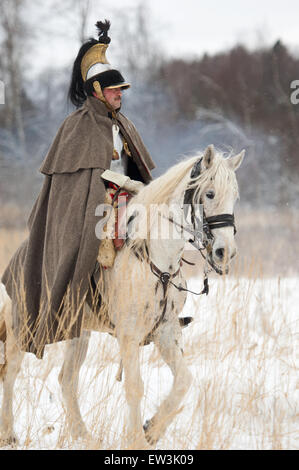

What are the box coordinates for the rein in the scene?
[143,257,208,348]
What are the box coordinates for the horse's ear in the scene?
[228,149,245,171]
[202,145,215,170]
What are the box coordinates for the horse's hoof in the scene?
[179,316,193,328]
[126,430,152,450]
[70,423,92,442]
[0,433,18,447]
[143,419,158,446]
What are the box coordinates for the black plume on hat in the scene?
[68,20,111,107]
[95,20,111,44]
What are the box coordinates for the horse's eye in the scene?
[206,191,215,199]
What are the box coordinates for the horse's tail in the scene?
[0,284,8,380]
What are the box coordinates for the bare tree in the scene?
[112,2,164,82]
[36,0,93,44]
[76,0,92,44]
[0,0,28,153]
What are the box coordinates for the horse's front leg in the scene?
[117,334,148,449]
[58,330,91,440]
[144,321,192,445]
[0,343,23,446]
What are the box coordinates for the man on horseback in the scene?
[1,20,155,358]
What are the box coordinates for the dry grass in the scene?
[0,199,30,274]
[0,229,28,275]
[0,204,298,450]
[182,207,299,279]
[0,275,296,450]
[1,205,298,279]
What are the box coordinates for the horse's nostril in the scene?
[215,247,225,260]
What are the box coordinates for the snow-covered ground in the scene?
[0,277,298,450]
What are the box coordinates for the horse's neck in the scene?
[132,174,189,273]
[147,211,185,273]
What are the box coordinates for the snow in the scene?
[0,277,298,450]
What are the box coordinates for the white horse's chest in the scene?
[105,253,187,342]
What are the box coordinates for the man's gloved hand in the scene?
[122,179,144,194]
[101,170,144,194]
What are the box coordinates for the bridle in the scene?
[125,156,237,300]
[183,157,236,248]
[149,157,237,297]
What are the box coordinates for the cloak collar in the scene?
[84,95,120,119]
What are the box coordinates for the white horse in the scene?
[0,145,244,448]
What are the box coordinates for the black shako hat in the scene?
[68,20,130,107]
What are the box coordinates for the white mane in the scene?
[125,149,239,250]
[133,149,239,210]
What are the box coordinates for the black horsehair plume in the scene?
[68,19,111,107]
[95,20,111,44]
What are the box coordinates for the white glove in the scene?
[101,170,144,194]
[122,179,144,194]
[101,170,129,188]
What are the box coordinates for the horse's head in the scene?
[125,145,244,275]
[185,145,244,274]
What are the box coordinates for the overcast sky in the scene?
[30,0,299,76]
[125,0,299,57]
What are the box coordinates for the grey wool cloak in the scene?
[1,96,155,358]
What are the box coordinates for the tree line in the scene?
[1,1,299,214]
[157,40,299,177]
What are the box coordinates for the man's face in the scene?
[103,87,123,110]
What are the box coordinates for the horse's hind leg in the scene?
[144,321,192,445]
[58,330,91,440]
[0,300,24,446]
